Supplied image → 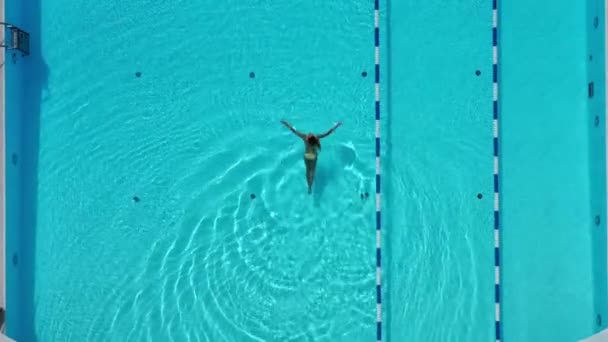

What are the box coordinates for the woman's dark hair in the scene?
[307,135,321,150]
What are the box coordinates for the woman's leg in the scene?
[305,158,317,194]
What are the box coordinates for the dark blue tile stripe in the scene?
[492,2,501,342]
[374,2,382,340]
[495,321,501,339]
[374,28,379,47]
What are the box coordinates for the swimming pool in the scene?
[3,0,607,341]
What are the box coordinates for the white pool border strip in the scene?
[492,0,501,341]
[373,0,382,341]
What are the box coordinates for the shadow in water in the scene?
[16,0,48,340]
[312,143,357,206]
[313,163,333,207]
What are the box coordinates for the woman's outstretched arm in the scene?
[317,122,342,139]
[281,120,306,139]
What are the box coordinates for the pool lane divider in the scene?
[492,0,502,341]
[373,0,382,341]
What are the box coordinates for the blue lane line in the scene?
[492,0,502,341]
[373,0,382,341]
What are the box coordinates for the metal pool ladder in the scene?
[0,22,30,56]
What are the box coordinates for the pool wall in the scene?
[4,0,39,339]
[4,0,22,336]
[588,0,608,333]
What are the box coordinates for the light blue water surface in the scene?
[5,0,606,341]
[16,1,378,341]
[387,1,494,340]
[501,0,605,340]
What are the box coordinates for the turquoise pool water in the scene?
[387,1,494,340]
[4,0,607,341]
[500,1,607,341]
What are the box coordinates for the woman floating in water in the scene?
[281,120,342,194]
